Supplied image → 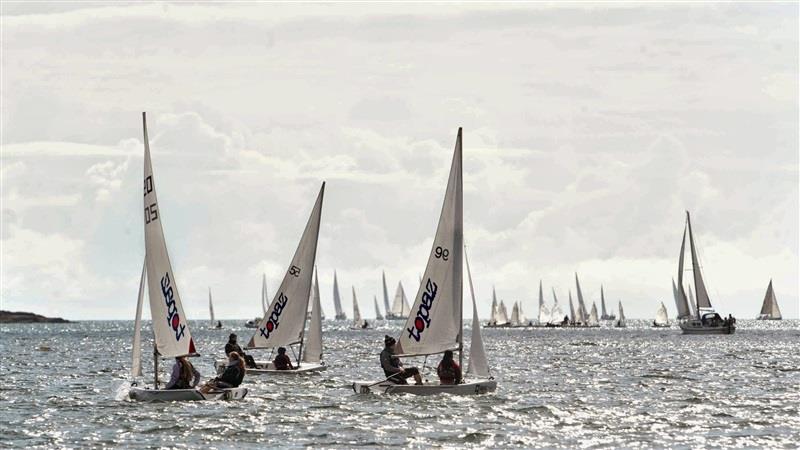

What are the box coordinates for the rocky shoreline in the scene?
[0,310,71,323]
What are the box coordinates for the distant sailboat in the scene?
[497,300,510,326]
[549,288,566,326]
[615,301,626,328]
[352,128,496,395]
[653,302,670,327]
[374,295,384,320]
[587,302,600,327]
[351,287,369,329]
[575,274,589,325]
[209,288,215,325]
[757,280,782,320]
[333,271,346,320]
[387,281,411,320]
[537,281,549,325]
[235,183,328,374]
[381,271,392,317]
[510,302,523,327]
[676,211,735,335]
[129,113,246,402]
[486,286,506,327]
[600,285,616,321]
[568,290,577,325]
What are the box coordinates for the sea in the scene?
[1,319,798,449]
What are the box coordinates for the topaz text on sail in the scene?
[160,273,186,341]
[407,279,438,342]
[260,293,288,340]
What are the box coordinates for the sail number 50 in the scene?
[144,203,159,224]
[289,265,301,277]
[434,246,449,261]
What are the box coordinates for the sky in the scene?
[1,2,798,321]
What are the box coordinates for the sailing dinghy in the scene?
[221,184,327,375]
[757,280,782,320]
[350,287,369,329]
[209,288,221,329]
[352,128,496,396]
[386,281,412,320]
[615,301,626,328]
[129,113,247,402]
[653,302,670,327]
[333,271,347,320]
[676,211,735,335]
[599,286,616,321]
[485,287,509,327]
[374,295,385,321]
[587,302,600,327]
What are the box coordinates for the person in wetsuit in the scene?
[273,347,294,370]
[380,335,422,385]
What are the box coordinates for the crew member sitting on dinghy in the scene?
[380,335,422,385]
[225,333,256,368]
[165,356,201,390]
[273,347,294,370]
[201,352,245,393]
[436,350,461,385]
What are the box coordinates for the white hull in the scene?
[352,379,496,396]
[679,320,735,335]
[129,386,248,402]
[215,359,326,375]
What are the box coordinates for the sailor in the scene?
[436,350,462,385]
[380,335,422,385]
[165,356,201,390]
[215,320,223,329]
[273,347,294,370]
[200,352,245,393]
[225,333,256,368]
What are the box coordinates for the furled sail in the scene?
[131,260,146,378]
[465,247,489,378]
[302,268,323,363]
[655,302,669,325]
[333,271,346,320]
[247,183,324,349]
[396,128,463,357]
[142,112,196,358]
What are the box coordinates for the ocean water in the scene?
[1,319,798,449]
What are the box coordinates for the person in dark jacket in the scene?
[273,347,294,370]
[225,333,256,368]
[436,350,461,385]
[201,352,245,393]
[380,335,422,385]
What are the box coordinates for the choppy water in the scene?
[1,319,798,449]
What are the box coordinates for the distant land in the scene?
[0,310,71,323]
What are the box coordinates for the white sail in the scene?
[381,271,391,314]
[687,284,698,318]
[497,300,510,325]
[575,273,589,324]
[600,285,607,318]
[686,211,712,310]
[588,302,599,326]
[391,281,411,317]
[655,302,669,325]
[374,295,384,320]
[758,280,782,319]
[465,247,489,377]
[142,112,196,358]
[396,128,463,357]
[676,225,693,319]
[247,183,325,349]
[352,287,363,327]
[333,271,345,320]
[568,291,576,323]
[672,277,690,319]
[261,274,268,316]
[302,268,323,363]
[538,302,550,325]
[510,302,521,326]
[518,302,527,324]
[131,260,146,378]
[209,288,215,324]
[617,301,626,325]
[489,287,499,324]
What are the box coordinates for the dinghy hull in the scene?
[215,360,327,375]
[129,387,248,402]
[352,379,497,396]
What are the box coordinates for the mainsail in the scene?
[465,246,489,377]
[142,112,196,358]
[575,274,589,324]
[568,291,576,323]
[333,271,346,320]
[131,260,146,378]
[588,302,599,326]
[686,211,712,310]
[758,280,782,319]
[381,271,391,314]
[374,295,384,320]
[352,287,364,327]
[489,287,499,324]
[537,281,549,324]
[655,302,669,325]
[617,301,626,324]
[391,281,412,318]
[302,267,323,363]
[510,302,521,326]
[672,277,691,319]
[247,183,325,349]
[396,128,463,357]
[497,300,510,325]
[676,225,692,319]
[600,286,607,318]
[209,288,215,324]
[550,288,564,323]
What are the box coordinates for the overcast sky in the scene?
[2,2,797,321]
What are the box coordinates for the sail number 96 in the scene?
[434,246,449,261]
